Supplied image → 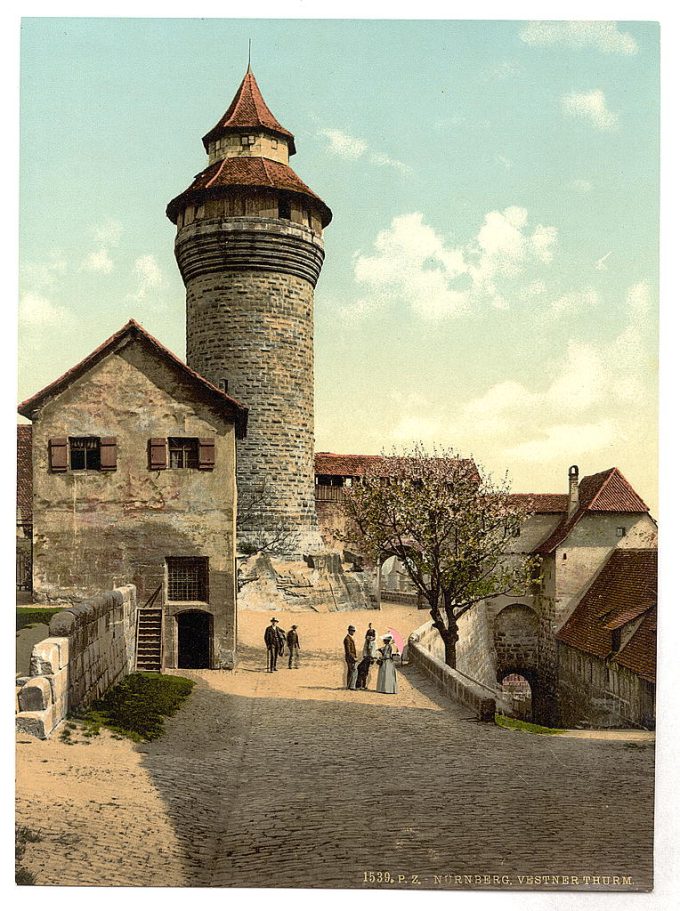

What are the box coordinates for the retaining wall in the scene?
[16,585,137,739]
[408,620,513,721]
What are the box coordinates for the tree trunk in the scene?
[443,624,459,669]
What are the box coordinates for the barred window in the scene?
[169,438,199,469]
[166,557,209,602]
[70,437,101,471]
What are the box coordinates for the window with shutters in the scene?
[69,437,101,471]
[169,437,199,469]
[166,556,209,602]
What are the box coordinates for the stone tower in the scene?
[167,66,332,556]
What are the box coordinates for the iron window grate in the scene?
[166,557,209,602]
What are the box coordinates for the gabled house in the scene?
[18,319,248,670]
[556,549,657,728]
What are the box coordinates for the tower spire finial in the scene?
[247,38,252,72]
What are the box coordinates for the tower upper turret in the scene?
[202,65,296,164]
[166,66,331,235]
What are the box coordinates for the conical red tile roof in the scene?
[202,67,296,154]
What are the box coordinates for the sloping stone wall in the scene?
[16,585,137,738]
[407,620,513,721]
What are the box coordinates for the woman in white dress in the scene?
[376,634,399,694]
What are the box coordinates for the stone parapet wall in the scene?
[407,621,513,721]
[16,585,137,739]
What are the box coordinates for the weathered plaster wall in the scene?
[16,585,137,739]
[30,344,238,668]
[558,642,655,729]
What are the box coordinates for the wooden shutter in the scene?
[148,438,167,470]
[49,437,68,472]
[198,438,215,470]
[100,437,117,471]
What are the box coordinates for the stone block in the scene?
[30,640,61,676]
[19,676,53,712]
[49,610,75,637]
[48,666,69,704]
[16,704,57,739]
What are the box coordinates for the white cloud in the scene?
[129,254,163,301]
[81,249,114,274]
[19,292,69,327]
[562,90,619,131]
[21,253,68,291]
[519,21,638,55]
[320,127,410,174]
[80,218,123,274]
[549,289,599,317]
[383,281,654,470]
[351,207,558,320]
[319,128,366,160]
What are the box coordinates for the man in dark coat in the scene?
[264,617,283,672]
[287,624,301,669]
[343,625,357,689]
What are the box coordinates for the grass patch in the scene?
[495,713,564,736]
[16,606,63,631]
[72,672,195,742]
[16,826,41,885]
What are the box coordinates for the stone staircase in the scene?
[136,608,163,671]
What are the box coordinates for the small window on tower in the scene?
[616,526,626,538]
[278,197,291,220]
[272,138,278,149]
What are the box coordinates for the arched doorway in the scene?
[177,611,212,668]
[500,672,533,720]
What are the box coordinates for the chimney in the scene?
[568,465,579,516]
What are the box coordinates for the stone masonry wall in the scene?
[16,585,137,739]
[179,217,325,556]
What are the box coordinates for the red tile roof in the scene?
[17,319,248,438]
[202,67,296,153]
[314,452,480,481]
[166,156,332,227]
[17,424,32,525]
[508,494,568,514]
[534,468,649,555]
[556,548,657,682]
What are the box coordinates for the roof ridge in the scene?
[18,320,248,436]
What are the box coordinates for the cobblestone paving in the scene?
[16,606,655,890]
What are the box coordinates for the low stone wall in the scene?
[408,620,513,722]
[16,585,137,739]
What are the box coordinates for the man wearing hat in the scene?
[264,617,284,672]
[287,624,301,669]
[343,625,358,689]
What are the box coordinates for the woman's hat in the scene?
[382,634,392,640]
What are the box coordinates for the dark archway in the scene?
[177,611,212,668]
[500,671,533,721]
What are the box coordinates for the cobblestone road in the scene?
[16,606,655,890]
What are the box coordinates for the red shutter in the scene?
[148,438,167,470]
[49,438,68,472]
[198,438,215,470]
[100,437,117,471]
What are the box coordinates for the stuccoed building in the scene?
[18,319,248,671]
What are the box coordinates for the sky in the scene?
[17,17,659,511]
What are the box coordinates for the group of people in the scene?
[264,617,300,671]
[343,623,399,694]
[263,617,400,694]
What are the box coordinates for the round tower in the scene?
[167,66,332,556]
